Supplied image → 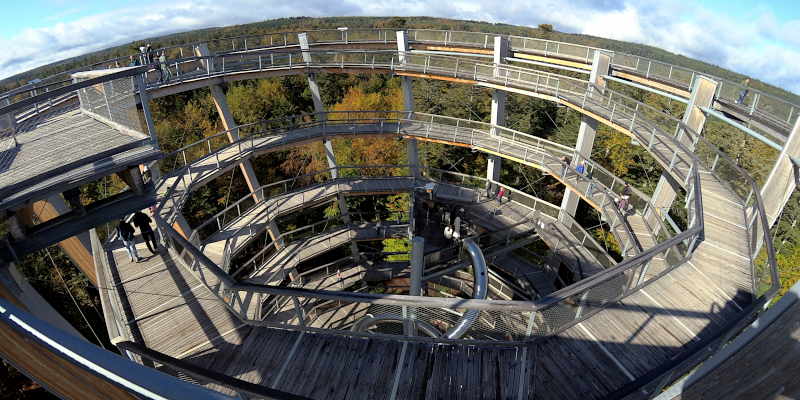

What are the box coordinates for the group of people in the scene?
[128,43,172,83]
[116,210,159,263]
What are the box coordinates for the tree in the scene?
[538,24,554,33]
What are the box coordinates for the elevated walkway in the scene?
[199,176,419,266]
[1,27,785,400]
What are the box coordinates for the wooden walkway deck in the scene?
[1,105,158,209]
[99,56,763,398]
[100,238,249,360]
[104,164,756,400]
[200,177,418,265]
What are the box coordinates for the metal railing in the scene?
[72,70,147,137]
[139,46,777,343]
[426,167,617,269]
[189,165,413,242]
[5,26,797,134]
[405,28,799,130]
[155,110,656,264]
[0,297,234,399]
[692,134,780,298]
[152,116,712,343]
[0,66,150,145]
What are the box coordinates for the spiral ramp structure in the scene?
[0,27,798,399]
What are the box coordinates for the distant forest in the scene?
[1,16,798,399]
[2,16,799,105]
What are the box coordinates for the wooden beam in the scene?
[395,72,477,85]
[21,199,96,285]
[412,44,494,55]
[611,70,691,98]
[512,52,592,70]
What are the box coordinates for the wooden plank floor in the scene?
[125,76,762,398]
[105,238,248,359]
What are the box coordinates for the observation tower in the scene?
[1,27,799,399]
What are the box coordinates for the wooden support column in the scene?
[171,213,194,243]
[300,32,360,262]
[195,44,263,201]
[0,262,84,339]
[761,118,800,226]
[649,76,718,224]
[266,222,285,250]
[559,51,610,220]
[487,36,509,183]
[117,167,145,196]
[397,31,420,177]
[19,195,97,285]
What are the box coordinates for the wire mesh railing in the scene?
[72,71,146,136]
[154,106,699,268]
[0,66,150,147]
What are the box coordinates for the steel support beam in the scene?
[649,75,718,225]
[171,213,194,243]
[208,85,263,202]
[560,51,610,220]
[487,36,509,183]
[398,31,420,178]
[408,236,425,296]
[761,117,800,226]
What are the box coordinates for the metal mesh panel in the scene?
[75,75,144,134]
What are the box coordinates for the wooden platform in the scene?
[0,105,158,210]
[200,177,419,265]
[100,50,765,398]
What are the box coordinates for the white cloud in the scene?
[1,0,799,95]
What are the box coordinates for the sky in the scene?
[1,0,799,94]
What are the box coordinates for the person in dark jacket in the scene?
[117,220,141,263]
[132,211,158,254]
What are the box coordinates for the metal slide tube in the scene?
[444,238,488,339]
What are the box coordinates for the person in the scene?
[128,55,139,67]
[117,220,141,263]
[575,161,586,176]
[736,78,750,105]
[138,44,148,64]
[619,183,632,213]
[496,186,506,204]
[158,51,171,83]
[617,196,629,213]
[132,211,158,254]
[559,155,572,176]
[621,183,632,197]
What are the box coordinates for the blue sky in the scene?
[1,0,799,94]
